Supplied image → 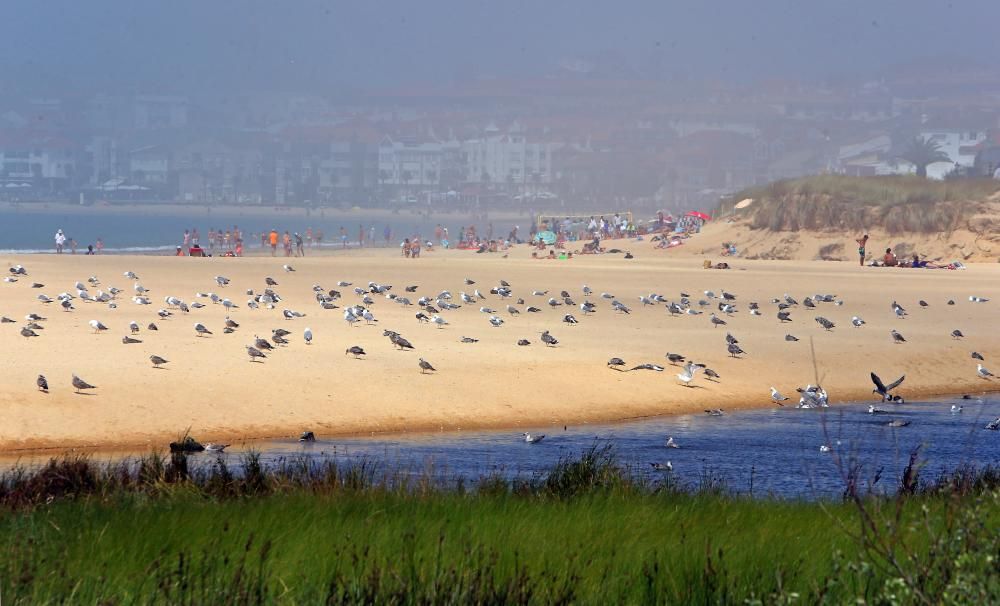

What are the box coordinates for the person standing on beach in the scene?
[96,238,104,254]
[69,238,77,254]
[208,228,216,252]
[340,226,347,249]
[855,234,869,267]
[192,228,200,246]
[369,225,375,246]
[295,232,305,257]
[183,229,191,250]
[54,229,66,253]
[358,224,365,248]
[306,227,313,248]
[283,231,292,256]
[269,228,279,256]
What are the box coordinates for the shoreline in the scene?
[1,249,998,456]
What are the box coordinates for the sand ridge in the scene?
[0,247,997,452]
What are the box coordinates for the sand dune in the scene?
[0,246,997,452]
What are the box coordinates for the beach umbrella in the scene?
[685,211,711,221]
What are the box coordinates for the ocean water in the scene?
[0,207,523,253]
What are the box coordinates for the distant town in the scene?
[4,63,1000,214]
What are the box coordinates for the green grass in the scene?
[0,451,997,604]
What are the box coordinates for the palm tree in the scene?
[899,137,950,178]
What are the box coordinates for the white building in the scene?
[919,128,987,168]
[462,123,554,187]
[377,136,459,190]
[0,131,76,184]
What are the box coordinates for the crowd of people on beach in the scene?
[856,233,964,270]
[53,229,103,255]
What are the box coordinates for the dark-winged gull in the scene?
[665,353,685,365]
[345,345,366,358]
[607,357,626,370]
[890,329,906,344]
[246,346,267,362]
[37,374,48,392]
[727,343,746,358]
[972,352,985,361]
[122,336,142,345]
[709,313,727,328]
[785,334,799,342]
[851,316,865,328]
[21,327,39,337]
[418,357,436,374]
[540,330,558,346]
[951,329,964,339]
[72,374,96,394]
[517,339,531,346]
[563,314,578,325]
[147,322,158,331]
[871,372,905,402]
[194,322,213,337]
[815,316,835,331]
[704,408,724,416]
[704,368,720,381]
[149,355,169,368]
[299,430,316,442]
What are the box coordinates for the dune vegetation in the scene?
[0,446,998,604]
[722,175,1000,235]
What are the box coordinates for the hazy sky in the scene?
[1,0,996,95]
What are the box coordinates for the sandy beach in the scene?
[0,244,997,452]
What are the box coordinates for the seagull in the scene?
[851,316,865,328]
[205,443,230,453]
[540,330,558,346]
[650,462,673,471]
[815,316,835,331]
[303,327,313,344]
[194,322,213,337]
[771,387,789,404]
[431,315,449,328]
[345,345,366,358]
[785,334,799,342]
[676,362,699,387]
[665,353,686,365]
[299,430,316,442]
[819,445,831,453]
[507,305,521,315]
[489,316,504,328]
[969,295,989,303]
[871,372,905,402]
[951,329,964,339]
[225,317,239,329]
[972,352,985,361]
[460,336,478,343]
[418,358,436,374]
[704,408,724,416]
[607,357,626,370]
[72,374,96,394]
[951,405,963,414]
[517,339,531,346]
[150,355,169,368]
[727,343,746,358]
[122,335,142,345]
[563,314,579,325]
[665,436,679,449]
[147,322,158,331]
[868,404,888,414]
[582,285,592,297]
[37,374,48,392]
[246,346,267,362]
[703,368,721,381]
[88,319,108,334]
[129,321,140,334]
[283,264,295,272]
[709,313,727,328]
[523,432,545,444]
[890,329,906,344]
[977,363,994,379]
[629,363,664,372]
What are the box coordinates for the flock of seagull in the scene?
[4,260,1000,451]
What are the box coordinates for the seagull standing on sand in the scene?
[194,322,213,337]
[303,327,313,345]
[709,313,727,328]
[676,362,699,387]
[890,329,906,344]
[771,387,789,404]
[246,346,267,362]
[72,374,96,394]
[150,355,169,368]
[977,363,994,379]
[345,346,366,358]
[89,319,108,334]
[418,358,436,374]
[37,374,48,392]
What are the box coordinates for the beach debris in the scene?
[37,374,48,392]
[460,336,478,343]
[629,363,664,372]
[169,436,204,453]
